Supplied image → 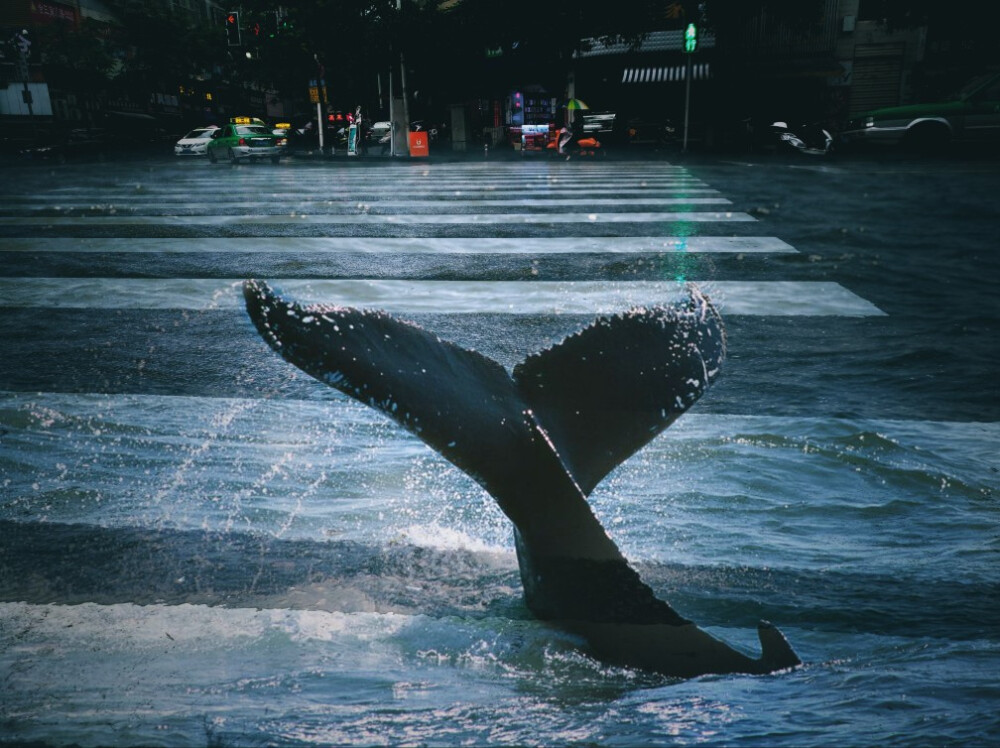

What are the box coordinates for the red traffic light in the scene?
[225,10,241,46]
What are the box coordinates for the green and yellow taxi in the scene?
[206,117,287,164]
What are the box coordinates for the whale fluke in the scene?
[243,278,800,678]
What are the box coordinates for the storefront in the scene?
[506,89,558,151]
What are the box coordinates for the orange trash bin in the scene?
[408,131,429,157]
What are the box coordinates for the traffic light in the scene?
[225,11,241,46]
[684,22,698,53]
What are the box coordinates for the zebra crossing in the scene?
[0,155,907,555]
[0,157,898,521]
[0,158,894,423]
[0,160,879,317]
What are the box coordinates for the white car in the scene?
[174,126,219,156]
[369,120,391,141]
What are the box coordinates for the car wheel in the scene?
[271,154,280,164]
[903,123,950,154]
[208,149,218,163]
[229,148,239,165]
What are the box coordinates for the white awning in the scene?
[621,63,711,83]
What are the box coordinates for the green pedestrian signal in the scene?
[684,22,698,53]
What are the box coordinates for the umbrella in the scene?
[564,98,589,110]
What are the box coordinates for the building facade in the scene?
[1,0,227,142]
[3,1,995,151]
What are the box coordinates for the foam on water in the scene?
[3,600,998,747]
[3,393,995,575]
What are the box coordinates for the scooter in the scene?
[769,120,833,156]
[548,127,603,157]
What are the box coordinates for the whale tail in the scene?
[242,278,725,514]
[242,279,801,678]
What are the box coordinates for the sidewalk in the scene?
[288,140,686,164]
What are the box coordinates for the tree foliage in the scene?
[102,0,220,96]
[35,18,118,96]
[65,0,854,120]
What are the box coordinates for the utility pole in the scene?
[388,62,395,156]
[389,0,410,157]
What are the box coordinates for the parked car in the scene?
[173,126,219,156]
[271,123,293,154]
[839,71,1000,151]
[100,111,173,149]
[206,119,286,164]
[620,116,677,146]
[582,111,616,137]
[368,120,391,142]
[18,128,111,161]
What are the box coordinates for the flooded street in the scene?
[1,153,997,746]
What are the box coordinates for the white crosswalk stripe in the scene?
[0,278,884,316]
[0,210,753,224]
[0,236,796,254]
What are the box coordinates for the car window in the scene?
[976,77,1000,101]
[237,126,271,136]
[954,73,1000,101]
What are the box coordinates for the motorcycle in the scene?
[547,126,603,157]
[768,120,834,156]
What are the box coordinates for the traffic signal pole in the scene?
[682,22,697,153]
[683,54,691,152]
[314,55,326,152]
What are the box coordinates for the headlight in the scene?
[864,116,874,128]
